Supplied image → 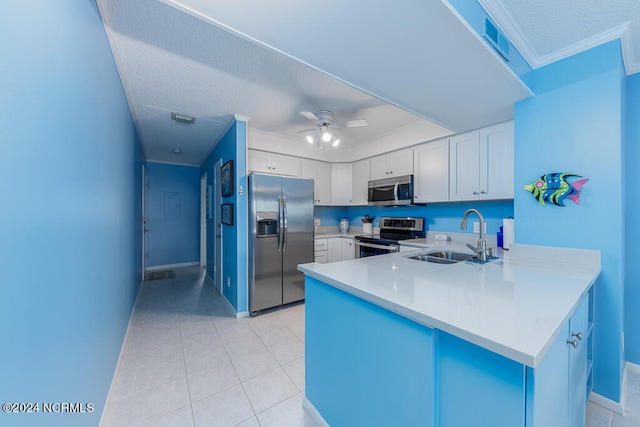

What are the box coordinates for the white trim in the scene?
[233,113,250,123]
[589,392,624,415]
[478,0,638,75]
[200,173,207,268]
[146,262,199,272]
[99,279,143,426]
[302,397,330,427]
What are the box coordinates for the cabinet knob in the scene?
[480,191,486,194]
[473,191,479,195]
[566,339,579,349]
[571,332,583,341]
[386,171,389,175]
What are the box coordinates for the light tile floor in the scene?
[102,265,640,427]
[101,266,314,427]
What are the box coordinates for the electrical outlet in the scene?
[227,277,230,288]
[473,222,487,234]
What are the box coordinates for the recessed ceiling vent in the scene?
[483,14,510,62]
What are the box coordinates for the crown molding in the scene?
[478,0,637,75]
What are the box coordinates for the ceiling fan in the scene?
[299,110,368,148]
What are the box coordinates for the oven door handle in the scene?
[394,182,399,203]
[356,241,400,252]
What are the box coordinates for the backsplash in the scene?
[315,200,514,235]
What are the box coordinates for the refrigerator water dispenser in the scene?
[256,211,278,237]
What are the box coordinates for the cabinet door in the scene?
[331,163,353,205]
[370,154,390,181]
[327,238,342,263]
[413,139,449,203]
[449,131,481,201]
[480,122,514,200]
[247,150,272,174]
[352,159,370,206]
[271,153,301,177]
[315,162,332,205]
[341,239,355,260]
[389,148,414,177]
[568,295,589,427]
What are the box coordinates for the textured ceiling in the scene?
[481,0,640,73]
[98,0,640,166]
[98,0,447,165]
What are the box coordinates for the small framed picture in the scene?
[221,203,233,226]
[221,160,234,197]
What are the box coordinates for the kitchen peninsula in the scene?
[298,242,601,427]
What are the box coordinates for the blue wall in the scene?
[0,1,143,426]
[201,121,248,312]
[514,41,625,402]
[146,162,200,267]
[316,200,514,236]
[626,72,640,365]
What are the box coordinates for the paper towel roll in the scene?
[503,218,515,250]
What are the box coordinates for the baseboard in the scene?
[99,278,144,425]
[590,391,624,415]
[146,261,199,271]
[627,361,640,374]
[303,396,329,427]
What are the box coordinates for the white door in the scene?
[214,160,223,294]
[141,165,148,280]
[200,173,207,268]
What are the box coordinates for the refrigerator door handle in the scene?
[277,196,283,252]
[282,196,288,251]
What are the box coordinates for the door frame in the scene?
[200,173,207,268]
[214,159,223,295]
[141,164,148,281]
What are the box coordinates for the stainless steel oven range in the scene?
[355,216,425,258]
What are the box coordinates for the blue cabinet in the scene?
[304,276,594,427]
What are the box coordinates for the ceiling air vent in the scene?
[483,14,510,62]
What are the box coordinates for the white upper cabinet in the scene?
[352,158,371,206]
[413,138,450,203]
[301,159,331,205]
[248,150,301,177]
[370,148,414,181]
[449,121,513,201]
[331,163,353,206]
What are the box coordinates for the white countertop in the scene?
[298,241,601,367]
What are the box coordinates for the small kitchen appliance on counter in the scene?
[355,216,425,258]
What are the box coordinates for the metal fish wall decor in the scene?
[524,172,589,207]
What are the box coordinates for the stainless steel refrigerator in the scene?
[248,173,314,313]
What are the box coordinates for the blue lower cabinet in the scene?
[304,277,592,427]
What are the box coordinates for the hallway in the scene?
[101,266,312,426]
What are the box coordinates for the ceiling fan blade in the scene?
[294,127,317,135]
[332,119,368,129]
[300,111,320,122]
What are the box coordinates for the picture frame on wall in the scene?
[221,160,234,197]
[221,203,233,226]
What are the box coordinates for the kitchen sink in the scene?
[405,250,472,264]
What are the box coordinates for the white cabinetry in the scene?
[301,159,331,205]
[341,238,355,260]
[413,138,450,203]
[370,148,414,181]
[327,238,342,263]
[327,237,355,262]
[248,150,301,177]
[331,163,353,206]
[314,238,328,264]
[352,159,370,206]
[449,121,514,201]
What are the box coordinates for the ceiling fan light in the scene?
[322,131,332,143]
[332,139,340,147]
[306,134,314,144]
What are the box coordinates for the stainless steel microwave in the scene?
[367,175,414,206]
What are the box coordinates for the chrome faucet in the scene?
[460,208,487,261]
